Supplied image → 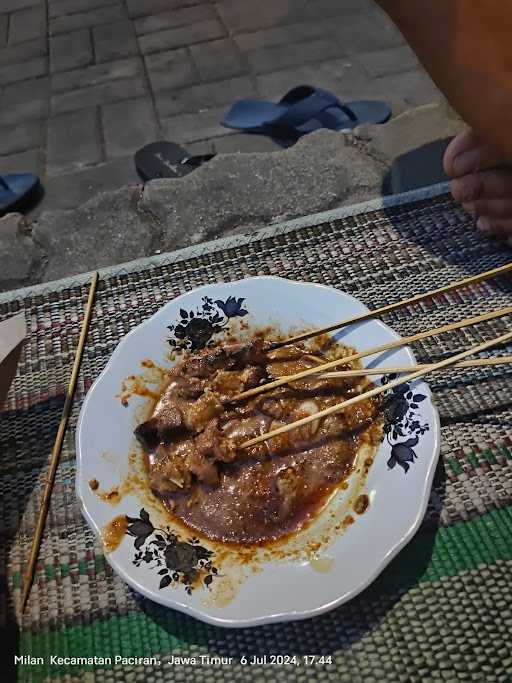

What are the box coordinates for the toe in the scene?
[443,129,479,177]
[444,129,506,178]
[451,174,484,203]
[451,168,512,203]
[464,197,512,219]
[462,202,476,216]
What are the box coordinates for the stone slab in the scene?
[30,157,140,215]
[102,98,158,158]
[142,130,386,248]
[47,108,101,175]
[155,75,255,118]
[144,48,198,92]
[51,77,148,114]
[51,57,142,93]
[0,213,42,289]
[0,120,41,156]
[50,29,92,73]
[190,39,245,81]
[134,5,216,36]
[7,6,46,44]
[50,5,126,34]
[0,148,41,175]
[92,20,138,62]
[32,186,158,281]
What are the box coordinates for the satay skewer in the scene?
[240,329,512,450]
[319,355,512,378]
[274,261,512,348]
[20,272,98,613]
[233,305,512,402]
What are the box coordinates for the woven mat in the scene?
[2,186,512,683]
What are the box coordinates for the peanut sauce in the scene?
[102,515,128,553]
[134,339,383,546]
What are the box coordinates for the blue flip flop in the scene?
[222,85,391,142]
[0,173,40,215]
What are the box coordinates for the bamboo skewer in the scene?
[240,329,512,450]
[20,272,99,614]
[319,355,512,378]
[233,306,512,402]
[277,261,512,347]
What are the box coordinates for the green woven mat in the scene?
[2,187,512,683]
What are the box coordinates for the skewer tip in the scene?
[20,577,31,614]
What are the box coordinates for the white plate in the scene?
[76,276,440,627]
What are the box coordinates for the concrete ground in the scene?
[0,0,466,291]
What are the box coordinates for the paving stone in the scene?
[155,75,255,118]
[0,16,7,47]
[0,213,42,289]
[369,5,407,45]
[127,0,207,18]
[0,77,49,126]
[184,139,215,156]
[356,45,419,77]
[247,38,341,74]
[51,76,147,114]
[134,5,216,35]
[367,70,445,109]
[161,107,233,144]
[234,20,333,51]
[7,6,46,45]
[0,0,466,278]
[47,108,101,175]
[1,0,39,12]
[0,57,48,85]
[50,5,126,35]
[256,58,370,99]
[127,0,168,16]
[33,186,157,282]
[255,59,431,117]
[0,148,41,175]
[0,120,41,156]
[51,57,142,93]
[144,48,198,92]
[0,96,48,125]
[127,0,204,18]
[333,12,404,54]
[307,0,374,18]
[215,0,309,33]
[0,37,46,67]
[31,157,139,215]
[2,76,49,105]
[102,98,158,158]
[50,29,92,73]
[92,20,138,63]
[138,19,225,54]
[48,0,119,19]
[190,39,245,80]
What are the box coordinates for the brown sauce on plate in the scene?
[134,339,383,546]
[102,515,128,552]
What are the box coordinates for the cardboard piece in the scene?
[0,313,26,409]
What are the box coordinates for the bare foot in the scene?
[443,129,512,244]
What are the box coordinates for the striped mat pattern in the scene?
[1,190,512,682]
